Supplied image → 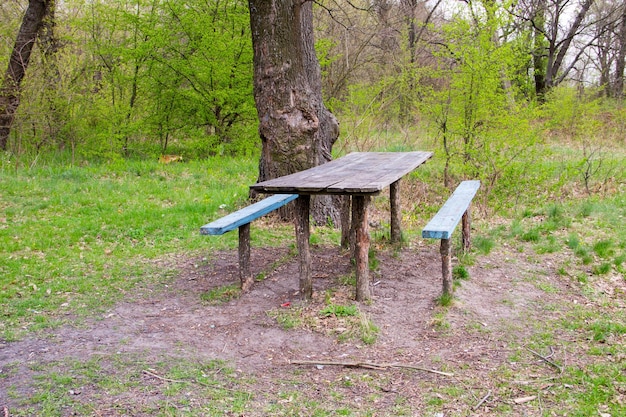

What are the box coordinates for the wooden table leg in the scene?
[340,195,351,249]
[350,197,358,258]
[390,179,402,244]
[294,195,312,300]
[353,195,371,301]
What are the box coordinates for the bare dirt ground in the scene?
[0,239,613,416]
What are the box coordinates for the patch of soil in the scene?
[0,242,589,415]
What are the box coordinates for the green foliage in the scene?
[452,265,469,281]
[567,233,581,249]
[418,2,544,209]
[320,304,358,317]
[268,308,303,330]
[542,87,604,141]
[592,240,614,258]
[588,320,626,342]
[200,284,241,304]
[4,0,257,161]
[473,235,495,255]
[591,262,612,276]
[359,313,379,345]
[436,292,454,307]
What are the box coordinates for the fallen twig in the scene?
[4,406,9,417]
[142,368,241,391]
[143,369,188,384]
[526,347,563,373]
[290,359,454,376]
[514,395,537,404]
[473,390,491,410]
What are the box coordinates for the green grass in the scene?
[0,158,261,339]
[473,235,495,255]
[1,138,625,416]
[320,303,359,317]
[200,283,241,304]
[452,264,469,281]
[8,354,255,416]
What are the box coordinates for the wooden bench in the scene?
[422,180,480,296]
[200,194,298,291]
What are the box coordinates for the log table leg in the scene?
[238,223,253,292]
[294,195,312,300]
[353,195,371,302]
[390,179,402,244]
[340,195,351,249]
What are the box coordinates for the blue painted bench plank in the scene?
[200,194,298,236]
[422,180,480,239]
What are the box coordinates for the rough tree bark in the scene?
[0,0,50,151]
[546,0,595,89]
[526,0,596,99]
[248,0,340,224]
[615,4,626,98]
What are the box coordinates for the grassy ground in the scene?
[0,157,260,340]
[1,141,625,416]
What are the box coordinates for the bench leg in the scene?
[461,206,472,253]
[390,179,402,244]
[295,195,312,301]
[238,224,253,292]
[440,238,453,296]
[353,195,371,302]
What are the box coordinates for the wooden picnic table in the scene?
[250,151,433,301]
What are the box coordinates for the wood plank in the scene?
[421,180,481,239]
[319,152,430,193]
[250,152,433,195]
[200,194,298,235]
[251,154,357,192]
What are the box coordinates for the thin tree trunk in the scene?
[531,0,548,100]
[39,0,63,149]
[615,5,626,98]
[0,0,49,150]
[546,0,595,90]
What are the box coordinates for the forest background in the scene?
[0,0,624,193]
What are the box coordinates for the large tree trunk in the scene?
[248,0,340,224]
[0,0,49,151]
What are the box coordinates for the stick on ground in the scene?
[290,359,454,377]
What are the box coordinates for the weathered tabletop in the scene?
[250,151,433,195]
[250,151,433,302]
